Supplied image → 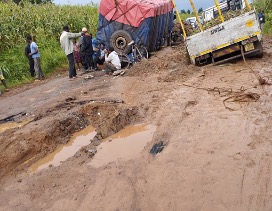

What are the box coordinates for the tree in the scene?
[180,9,186,14]
[187,9,191,14]
[198,7,203,13]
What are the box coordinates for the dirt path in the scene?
[1,40,272,211]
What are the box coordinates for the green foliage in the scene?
[0,2,98,87]
[198,7,203,14]
[253,0,272,35]
[179,13,193,20]
[187,9,191,14]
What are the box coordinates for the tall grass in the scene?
[0,2,98,87]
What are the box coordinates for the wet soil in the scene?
[1,38,272,210]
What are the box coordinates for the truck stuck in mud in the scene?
[186,10,263,65]
[175,0,263,66]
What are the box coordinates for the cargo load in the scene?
[96,0,174,53]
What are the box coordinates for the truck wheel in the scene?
[110,30,133,54]
[255,40,263,58]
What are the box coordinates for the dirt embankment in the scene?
[1,39,272,210]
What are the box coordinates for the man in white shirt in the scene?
[104,47,121,74]
[60,25,82,80]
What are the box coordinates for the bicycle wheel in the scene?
[135,46,149,62]
[118,53,131,69]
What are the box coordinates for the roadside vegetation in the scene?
[0,2,98,87]
[253,0,272,34]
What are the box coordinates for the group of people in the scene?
[21,25,122,84]
[1,34,43,95]
[60,26,122,80]
[72,27,106,72]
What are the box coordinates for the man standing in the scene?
[104,47,121,74]
[24,36,35,77]
[60,26,82,80]
[258,10,266,31]
[81,28,94,72]
[27,36,44,81]
[79,27,87,70]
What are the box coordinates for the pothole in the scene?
[0,118,33,134]
[90,124,156,168]
[29,125,96,172]
[0,101,141,179]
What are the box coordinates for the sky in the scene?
[53,0,216,11]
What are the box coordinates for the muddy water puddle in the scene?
[90,124,156,168]
[29,125,96,172]
[0,119,33,134]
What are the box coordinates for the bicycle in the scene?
[116,40,149,70]
[127,40,149,63]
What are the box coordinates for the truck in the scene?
[96,0,173,53]
[204,0,251,22]
[182,0,263,66]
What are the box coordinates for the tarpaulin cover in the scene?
[99,0,173,28]
[96,0,174,52]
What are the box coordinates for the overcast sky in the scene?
[54,0,216,10]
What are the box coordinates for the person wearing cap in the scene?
[80,27,94,72]
[60,25,83,80]
[79,27,88,70]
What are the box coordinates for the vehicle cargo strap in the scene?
[240,46,271,85]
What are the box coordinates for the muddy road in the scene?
[1,40,272,211]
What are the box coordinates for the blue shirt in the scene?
[100,50,105,57]
[30,42,40,58]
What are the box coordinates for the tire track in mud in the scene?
[243,92,272,211]
[246,157,272,211]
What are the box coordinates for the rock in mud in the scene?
[150,141,166,155]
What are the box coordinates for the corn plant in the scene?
[0,2,98,86]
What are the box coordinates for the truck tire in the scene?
[110,30,133,54]
[255,40,263,58]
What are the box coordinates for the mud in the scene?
[91,124,156,168]
[29,125,96,172]
[0,119,33,134]
[1,38,272,211]
[0,101,140,179]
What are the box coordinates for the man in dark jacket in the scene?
[25,36,35,77]
[258,10,266,31]
[81,28,94,71]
